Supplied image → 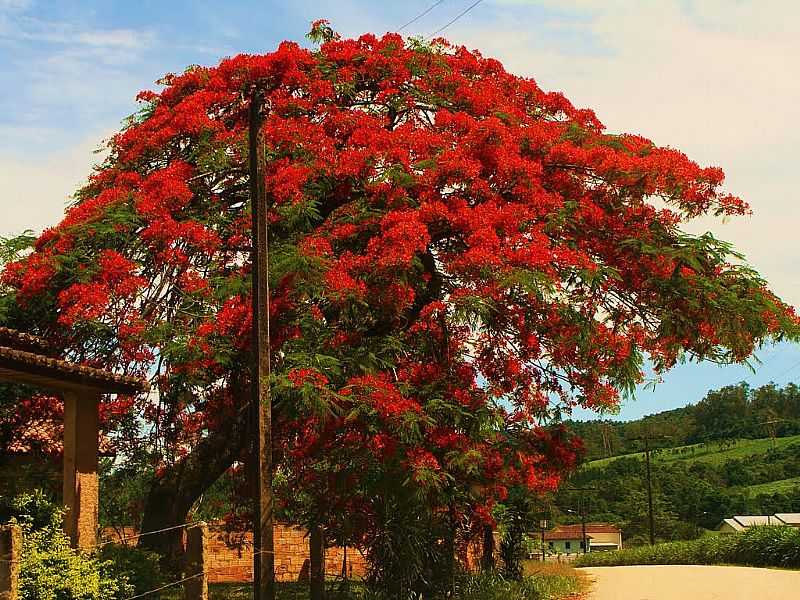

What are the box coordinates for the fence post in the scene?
[310,523,325,600]
[0,525,21,600]
[184,522,208,600]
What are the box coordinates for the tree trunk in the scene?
[139,404,250,572]
[481,525,495,571]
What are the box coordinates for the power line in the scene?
[721,356,800,390]
[427,0,485,39]
[398,0,447,32]
[767,358,800,384]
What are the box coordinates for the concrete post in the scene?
[63,390,100,550]
[0,525,21,600]
[184,522,208,600]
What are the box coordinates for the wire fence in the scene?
[93,521,197,550]
[120,547,345,600]
[125,571,205,600]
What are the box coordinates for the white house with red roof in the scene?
[543,523,622,555]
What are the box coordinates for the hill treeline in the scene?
[554,440,800,545]
[567,382,800,460]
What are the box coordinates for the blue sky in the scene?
[2,0,799,421]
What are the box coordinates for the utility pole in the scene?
[581,497,587,554]
[250,88,276,600]
[631,434,670,546]
[539,518,548,562]
[643,436,655,546]
[566,487,595,553]
[759,418,786,451]
[601,423,612,458]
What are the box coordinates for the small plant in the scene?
[4,490,133,600]
[456,571,581,600]
[99,543,167,596]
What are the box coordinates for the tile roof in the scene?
[732,516,782,527]
[0,326,53,355]
[721,518,745,532]
[719,515,794,531]
[0,328,148,395]
[544,523,620,541]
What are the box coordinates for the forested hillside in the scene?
[566,382,800,461]
[549,382,800,546]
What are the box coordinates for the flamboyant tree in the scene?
[1,21,797,581]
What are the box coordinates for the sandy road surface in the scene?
[579,565,800,600]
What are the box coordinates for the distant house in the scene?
[544,523,622,554]
[718,514,800,533]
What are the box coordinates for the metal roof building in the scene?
[718,514,800,534]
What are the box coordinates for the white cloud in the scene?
[0,131,109,237]
[0,12,161,156]
[1,14,156,49]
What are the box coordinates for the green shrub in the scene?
[456,572,580,600]
[576,526,800,569]
[728,526,800,568]
[6,491,134,600]
[99,543,166,596]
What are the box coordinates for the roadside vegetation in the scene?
[575,526,800,569]
[5,488,582,600]
[158,570,582,600]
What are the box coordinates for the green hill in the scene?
[553,381,800,547]
[741,476,800,496]
[554,431,800,546]
[567,381,800,462]
[587,434,800,469]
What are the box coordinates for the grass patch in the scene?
[523,561,587,597]
[741,476,800,496]
[162,581,365,600]
[576,526,800,569]
[160,572,581,599]
[586,434,800,469]
[457,569,583,600]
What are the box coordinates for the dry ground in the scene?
[579,564,800,600]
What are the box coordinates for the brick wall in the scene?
[102,523,367,584]
[207,524,367,583]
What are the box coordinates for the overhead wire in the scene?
[124,572,205,600]
[721,356,800,390]
[427,0,485,39]
[764,357,800,385]
[398,0,447,31]
[90,521,197,550]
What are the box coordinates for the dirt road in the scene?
[579,565,800,600]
